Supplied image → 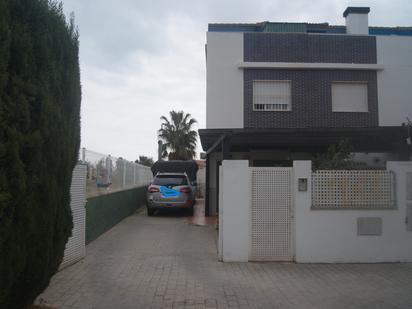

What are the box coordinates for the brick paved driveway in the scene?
[38,203,412,309]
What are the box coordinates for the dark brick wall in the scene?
[244,33,377,64]
[244,69,378,128]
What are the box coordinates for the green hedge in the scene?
[0,1,81,308]
[86,186,147,244]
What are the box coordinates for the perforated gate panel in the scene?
[251,168,293,261]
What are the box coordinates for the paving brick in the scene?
[37,204,412,309]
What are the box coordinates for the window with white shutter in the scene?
[332,82,368,112]
[253,80,291,111]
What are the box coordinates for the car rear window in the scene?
[153,175,188,186]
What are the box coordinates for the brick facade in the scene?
[244,69,378,128]
[244,33,377,63]
[243,33,378,129]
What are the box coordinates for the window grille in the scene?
[253,80,291,111]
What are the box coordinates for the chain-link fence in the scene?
[80,148,153,198]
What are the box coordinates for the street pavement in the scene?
[36,200,412,309]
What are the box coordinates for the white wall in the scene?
[295,161,412,263]
[377,36,412,126]
[219,160,250,262]
[218,160,412,263]
[206,32,244,129]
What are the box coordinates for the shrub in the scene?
[313,140,355,170]
[0,1,81,308]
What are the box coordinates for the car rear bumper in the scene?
[147,200,194,209]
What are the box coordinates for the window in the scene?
[331,82,368,112]
[253,80,291,111]
[153,175,188,186]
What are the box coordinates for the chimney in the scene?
[343,7,370,35]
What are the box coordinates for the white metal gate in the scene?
[250,167,293,261]
[60,163,87,269]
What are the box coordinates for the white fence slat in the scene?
[60,163,87,269]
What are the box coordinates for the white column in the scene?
[219,160,250,262]
[218,165,223,261]
[386,161,412,261]
[293,160,312,263]
[122,159,126,188]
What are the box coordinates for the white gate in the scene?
[250,167,293,261]
[60,163,87,269]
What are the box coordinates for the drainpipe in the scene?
[205,153,210,216]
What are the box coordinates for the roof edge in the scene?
[343,7,370,17]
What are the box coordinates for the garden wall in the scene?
[86,186,147,244]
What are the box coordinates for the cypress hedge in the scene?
[0,0,81,308]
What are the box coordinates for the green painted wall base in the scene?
[86,186,147,244]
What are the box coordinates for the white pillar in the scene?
[122,159,126,188]
[219,160,250,262]
[293,160,312,263]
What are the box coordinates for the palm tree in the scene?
[158,111,197,160]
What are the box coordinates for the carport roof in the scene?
[198,127,410,154]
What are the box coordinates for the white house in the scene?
[199,7,412,217]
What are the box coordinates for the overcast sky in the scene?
[61,0,411,161]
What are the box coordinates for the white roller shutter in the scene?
[331,82,368,112]
[253,80,291,111]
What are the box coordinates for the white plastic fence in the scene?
[61,163,87,269]
[312,170,396,209]
[80,148,153,198]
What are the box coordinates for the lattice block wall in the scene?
[251,168,293,261]
[312,170,395,209]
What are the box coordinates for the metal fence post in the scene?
[122,159,126,188]
[82,147,86,162]
[107,155,112,184]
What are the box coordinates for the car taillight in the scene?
[148,186,159,193]
[179,187,191,194]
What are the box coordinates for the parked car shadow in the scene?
[148,207,193,217]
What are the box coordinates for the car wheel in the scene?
[147,207,155,216]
